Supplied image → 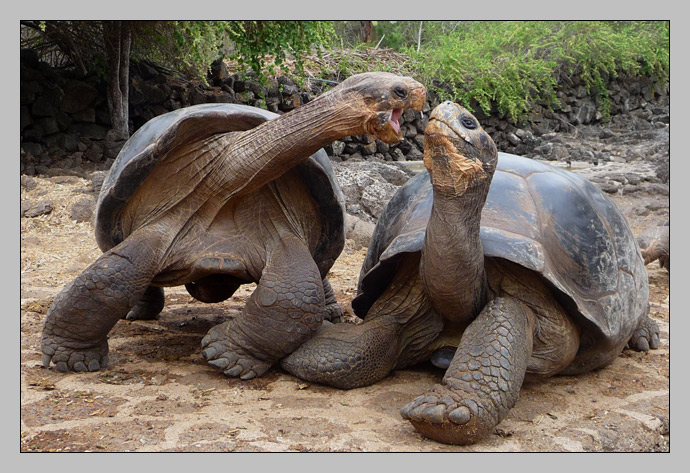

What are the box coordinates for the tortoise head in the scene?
[335,72,426,145]
[423,101,497,195]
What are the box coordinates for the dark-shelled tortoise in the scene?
[282,101,660,445]
[41,72,426,380]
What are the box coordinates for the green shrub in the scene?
[403,21,669,122]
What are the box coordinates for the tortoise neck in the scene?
[420,178,491,322]
[226,93,365,196]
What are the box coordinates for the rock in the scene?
[506,132,520,146]
[31,96,58,117]
[406,145,424,161]
[576,101,597,124]
[37,117,59,135]
[621,185,643,195]
[71,108,96,124]
[330,141,346,157]
[21,106,32,131]
[69,196,96,223]
[361,141,377,155]
[61,80,99,114]
[61,134,80,153]
[655,162,669,184]
[597,181,621,194]
[624,173,643,185]
[361,182,397,219]
[376,141,390,155]
[84,141,105,162]
[20,175,37,190]
[49,176,81,185]
[551,144,570,162]
[391,148,406,162]
[334,160,414,222]
[90,171,107,195]
[210,59,231,84]
[21,200,53,218]
[644,183,670,197]
[345,214,376,249]
[69,123,107,140]
[55,112,72,131]
[22,142,44,156]
[280,94,302,111]
[534,142,553,158]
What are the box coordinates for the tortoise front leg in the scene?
[322,277,343,323]
[41,230,164,372]
[401,297,533,445]
[202,238,326,380]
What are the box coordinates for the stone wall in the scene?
[20,49,670,176]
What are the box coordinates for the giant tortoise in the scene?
[282,101,660,445]
[41,72,426,380]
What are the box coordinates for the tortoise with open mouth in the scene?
[41,72,426,380]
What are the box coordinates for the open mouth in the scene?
[389,108,403,135]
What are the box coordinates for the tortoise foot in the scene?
[628,315,660,351]
[400,385,497,446]
[41,332,109,373]
[323,301,343,323]
[201,321,272,380]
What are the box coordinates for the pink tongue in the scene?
[389,108,402,134]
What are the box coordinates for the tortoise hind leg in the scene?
[41,229,165,372]
[125,286,165,320]
[202,236,326,380]
[280,314,403,389]
[401,297,533,445]
[282,256,443,389]
[628,315,660,352]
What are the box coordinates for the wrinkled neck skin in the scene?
[420,168,491,323]
[221,91,366,197]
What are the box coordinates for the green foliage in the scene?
[22,20,669,124]
[404,21,669,122]
[131,21,227,80]
[22,21,334,85]
[372,21,460,50]
[224,21,335,82]
[136,21,334,84]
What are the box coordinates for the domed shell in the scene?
[352,152,648,347]
[95,103,345,274]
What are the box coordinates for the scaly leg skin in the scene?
[401,297,533,445]
[628,315,660,352]
[41,231,163,372]
[280,315,401,389]
[125,286,165,321]
[322,277,343,323]
[202,240,325,380]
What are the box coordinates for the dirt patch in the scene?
[20,171,669,452]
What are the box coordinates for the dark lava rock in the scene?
[21,200,53,218]
[20,175,37,190]
[69,196,96,223]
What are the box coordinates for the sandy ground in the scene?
[19,170,669,453]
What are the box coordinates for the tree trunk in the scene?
[102,21,131,139]
[360,21,373,43]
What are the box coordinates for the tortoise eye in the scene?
[461,116,477,130]
[393,86,407,99]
